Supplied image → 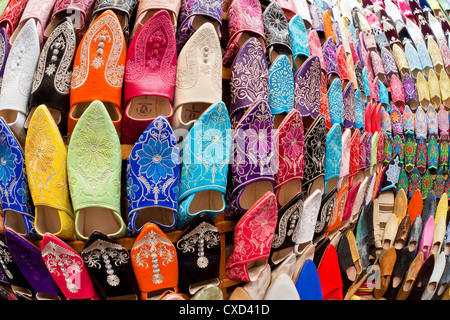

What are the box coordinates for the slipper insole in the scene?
[133,207,175,230]
[4,210,28,235]
[239,181,273,211]
[35,206,62,235]
[128,96,172,120]
[77,207,122,238]
[277,180,302,208]
[188,189,224,215]
[179,103,210,124]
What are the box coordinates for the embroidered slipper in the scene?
[81,231,139,300]
[402,105,415,138]
[391,105,404,138]
[289,15,310,73]
[177,102,231,229]
[25,105,75,241]
[121,10,178,145]
[310,2,325,42]
[5,228,63,300]
[268,55,294,119]
[69,10,126,136]
[404,41,424,80]
[263,2,292,66]
[392,43,411,78]
[270,192,303,265]
[438,38,450,75]
[226,192,278,282]
[274,109,304,207]
[355,89,365,131]
[439,139,449,173]
[341,180,362,230]
[343,82,356,130]
[319,71,332,128]
[314,186,336,245]
[225,99,274,220]
[427,135,439,174]
[131,222,179,300]
[175,0,222,53]
[308,29,327,73]
[67,101,126,240]
[327,185,349,240]
[417,41,434,78]
[302,114,327,195]
[27,18,76,138]
[294,189,322,255]
[0,118,38,239]
[41,233,99,300]
[337,45,351,88]
[9,0,56,47]
[392,135,404,167]
[325,124,342,194]
[328,77,344,127]
[131,0,181,39]
[0,0,29,43]
[397,167,409,197]
[415,137,428,175]
[404,135,417,173]
[222,0,265,68]
[378,80,390,112]
[434,169,446,200]
[294,55,321,127]
[0,19,40,145]
[428,37,445,76]
[228,37,268,129]
[349,129,361,187]
[126,116,180,234]
[85,0,135,43]
[44,0,95,40]
[322,36,340,84]
[422,169,435,200]
[415,106,428,141]
[402,72,419,111]
[427,104,439,140]
[175,214,221,295]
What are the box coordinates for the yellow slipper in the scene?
[416,71,431,110]
[25,105,76,240]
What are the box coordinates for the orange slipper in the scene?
[69,10,126,136]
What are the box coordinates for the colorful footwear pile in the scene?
[0,0,447,301]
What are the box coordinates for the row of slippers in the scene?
[1,170,449,301]
[0,0,448,148]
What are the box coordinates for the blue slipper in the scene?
[0,118,37,239]
[126,116,180,234]
[328,77,344,127]
[289,15,310,74]
[325,123,342,194]
[269,55,294,117]
[177,102,232,228]
[295,259,323,300]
